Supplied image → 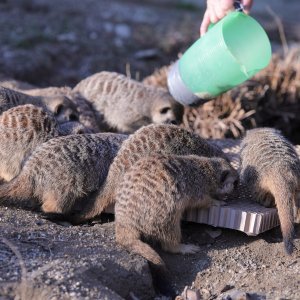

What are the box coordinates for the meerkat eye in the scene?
[160,107,170,114]
[69,114,79,121]
[220,170,229,184]
[76,129,85,134]
[55,104,64,115]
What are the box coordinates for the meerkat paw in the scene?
[162,242,200,254]
[177,243,201,254]
[256,194,274,208]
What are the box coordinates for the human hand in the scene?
[200,0,253,36]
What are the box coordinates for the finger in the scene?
[206,1,219,23]
[220,0,236,13]
[215,4,227,19]
[241,0,253,14]
[209,5,219,24]
[200,10,211,36]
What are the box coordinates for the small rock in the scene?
[35,220,44,226]
[179,286,201,300]
[275,261,282,267]
[205,228,222,239]
[103,22,114,33]
[115,24,131,39]
[201,288,210,296]
[57,32,77,42]
[56,221,73,227]
[220,284,235,293]
[219,290,249,300]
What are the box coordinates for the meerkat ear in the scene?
[55,104,64,115]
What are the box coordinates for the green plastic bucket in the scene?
[168,11,272,106]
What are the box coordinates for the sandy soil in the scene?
[1,207,299,299]
[1,0,300,299]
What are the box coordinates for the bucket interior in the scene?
[222,13,272,78]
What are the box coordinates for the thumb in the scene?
[200,10,211,37]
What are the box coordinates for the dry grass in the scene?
[142,46,300,142]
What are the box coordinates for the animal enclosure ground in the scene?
[1,0,300,299]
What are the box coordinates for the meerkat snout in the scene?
[215,162,239,197]
[42,95,79,123]
[55,103,79,123]
[151,104,176,125]
[59,121,90,134]
[151,96,184,125]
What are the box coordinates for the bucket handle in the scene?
[233,1,244,12]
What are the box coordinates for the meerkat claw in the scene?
[177,243,201,254]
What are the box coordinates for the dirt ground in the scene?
[1,208,299,300]
[1,0,300,299]
[1,0,300,88]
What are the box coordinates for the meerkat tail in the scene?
[116,224,165,268]
[0,173,34,209]
[269,181,295,255]
[115,224,175,297]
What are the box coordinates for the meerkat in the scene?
[69,91,102,132]
[115,154,237,272]
[0,104,88,182]
[142,65,170,90]
[0,86,79,123]
[24,86,101,132]
[0,77,103,132]
[59,120,90,134]
[0,133,128,214]
[72,71,184,133]
[0,74,36,90]
[72,124,230,223]
[239,127,300,254]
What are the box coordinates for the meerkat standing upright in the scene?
[0,104,87,182]
[0,133,128,214]
[239,127,300,254]
[115,154,237,282]
[73,124,230,223]
[73,71,184,133]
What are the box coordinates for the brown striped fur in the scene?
[24,86,100,133]
[239,127,300,254]
[73,72,184,133]
[0,133,128,213]
[142,65,170,90]
[0,86,79,123]
[0,75,36,90]
[73,124,230,223]
[115,154,237,269]
[0,104,87,182]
